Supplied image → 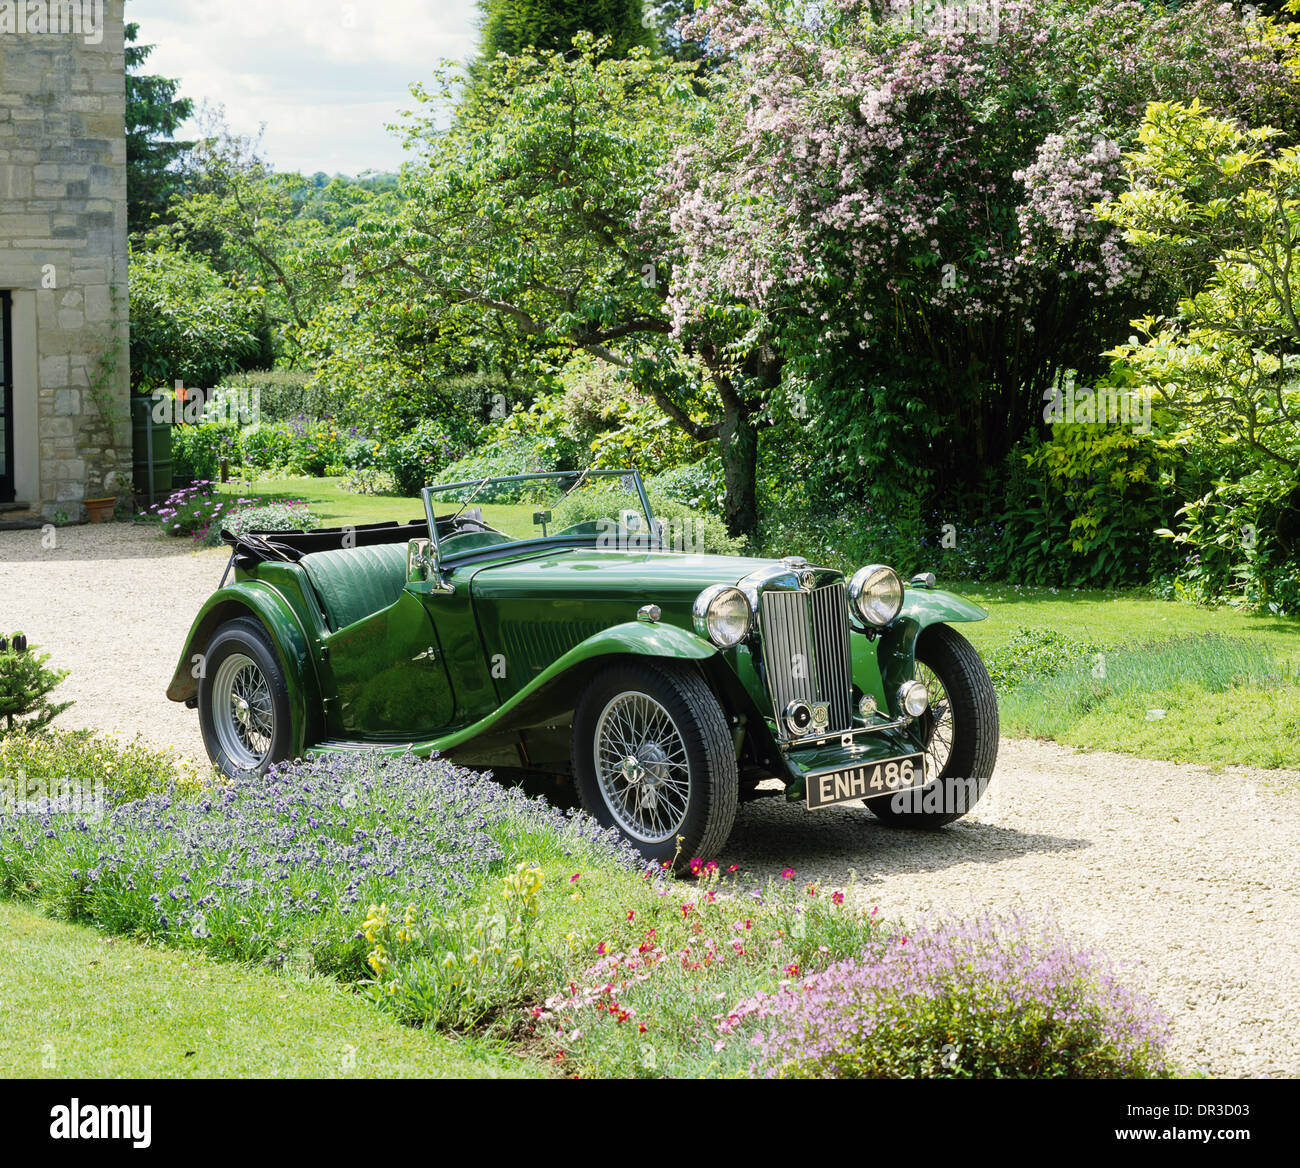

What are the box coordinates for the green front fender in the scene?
[166,581,323,756]
[875,588,988,703]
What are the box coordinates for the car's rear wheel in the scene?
[198,617,293,779]
[572,660,737,869]
[867,623,998,829]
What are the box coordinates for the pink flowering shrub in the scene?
[646,0,1300,505]
[720,910,1176,1078]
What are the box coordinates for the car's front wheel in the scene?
[867,623,998,829]
[571,660,738,869]
[198,616,293,779]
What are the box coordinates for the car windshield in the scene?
[422,470,655,561]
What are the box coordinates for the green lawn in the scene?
[216,475,541,537]
[954,581,1300,665]
[950,583,1300,771]
[0,900,546,1079]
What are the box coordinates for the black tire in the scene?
[571,660,738,869]
[867,623,998,829]
[197,616,294,779]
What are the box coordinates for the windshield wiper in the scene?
[450,476,493,524]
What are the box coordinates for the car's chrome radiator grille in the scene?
[759,583,853,735]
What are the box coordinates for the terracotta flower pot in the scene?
[84,496,115,524]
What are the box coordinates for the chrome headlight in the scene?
[898,680,930,718]
[848,564,904,627]
[692,584,752,648]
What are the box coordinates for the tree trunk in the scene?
[719,397,758,539]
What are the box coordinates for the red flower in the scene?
[784,963,800,976]
[570,873,581,883]
[626,910,635,922]
[595,942,607,955]
[831,891,844,906]
[806,883,817,897]
[689,857,704,875]
[703,860,718,875]
[727,864,740,873]
[638,1023,647,1034]
[781,867,795,880]
[681,902,694,916]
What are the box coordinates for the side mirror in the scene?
[406,538,433,583]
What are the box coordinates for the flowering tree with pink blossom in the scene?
[652,0,1300,509]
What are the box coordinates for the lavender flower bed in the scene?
[0,751,642,976]
[719,910,1176,1079]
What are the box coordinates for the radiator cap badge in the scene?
[797,568,815,590]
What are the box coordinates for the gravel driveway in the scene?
[2,522,1297,1078]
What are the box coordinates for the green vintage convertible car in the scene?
[168,470,998,864]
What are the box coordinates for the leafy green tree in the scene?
[125,21,193,236]
[1098,98,1300,599]
[1100,100,1300,478]
[643,2,702,61]
[167,110,376,364]
[478,0,653,58]
[309,40,778,535]
[128,243,270,391]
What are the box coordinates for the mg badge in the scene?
[797,568,815,590]
[810,702,830,734]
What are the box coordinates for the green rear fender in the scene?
[166,582,323,756]
[874,587,988,702]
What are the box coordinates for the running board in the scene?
[308,738,422,755]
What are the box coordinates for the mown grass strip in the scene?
[997,633,1300,769]
[0,900,546,1079]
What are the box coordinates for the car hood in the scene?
[466,549,808,604]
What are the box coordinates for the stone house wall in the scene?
[0,0,129,520]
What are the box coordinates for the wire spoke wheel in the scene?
[573,661,738,866]
[211,653,275,771]
[594,690,692,845]
[867,624,999,829]
[914,659,954,782]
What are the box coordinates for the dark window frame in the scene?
[1,291,14,504]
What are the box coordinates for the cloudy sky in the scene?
[127,0,481,177]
